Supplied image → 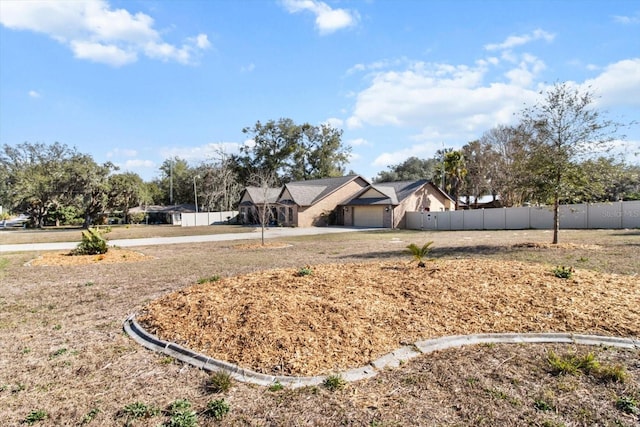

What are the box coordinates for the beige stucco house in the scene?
[276,175,370,227]
[341,180,454,228]
[238,186,281,225]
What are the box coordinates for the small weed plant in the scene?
[296,266,313,277]
[547,350,599,375]
[615,396,638,415]
[23,410,47,424]
[72,227,109,255]
[534,398,554,411]
[595,363,628,383]
[197,275,220,284]
[553,265,574,279]
[406,242,435,267]
[547,350,627,383]
[80,408,100,425]
[268,381,284,392]
[166,399,197,427]
[206,371,232,393]
[204,399,230,420]
[324,374,346,391]
[120,401,159,422]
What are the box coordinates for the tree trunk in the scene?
[553,196,559,244]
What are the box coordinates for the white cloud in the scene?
[0,0,210,67]
[281,0,359,34]
[346,59,538,134]
[324,117,343,129]
[484,28,555,51]
[582,58,640,107]
[107,148,138,158]
[372,144,436,168]
[240,63,256,73]
[613,13,640,25]
[348,137,369,146]
[28,90,41,98]
[122,159,155,169]
[160,142,242,162]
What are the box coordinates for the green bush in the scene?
[553,265,574,279]
[204,399,230,420]
[406,242,435,267]
[72,227,109,255]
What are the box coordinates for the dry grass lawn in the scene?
[0,228,639,426]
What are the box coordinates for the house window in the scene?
[288,208,293,222]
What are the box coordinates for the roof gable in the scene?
[241,186,281,204]
[279,175,369,206]
[344,179,431,206]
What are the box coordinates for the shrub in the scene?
[72,227,109,255]
[553,265,574,279]
[206,371,232,393]
[120,401,159,421]
[296,266,313,277]
[406,242,435,267]
[204,399,230,420]
[166,400,197,427]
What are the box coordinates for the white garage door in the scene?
[353,206,384,227]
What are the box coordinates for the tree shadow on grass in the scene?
[342,245,515,260]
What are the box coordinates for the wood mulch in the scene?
[26,248,153,266]
[138,258,640,377]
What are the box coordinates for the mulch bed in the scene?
[138,258,640,377]
[26,248,153,266]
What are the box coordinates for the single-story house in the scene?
[341,180,455,228]
[276,175,370,227]
[238,186,281,225]
[129,204,196,225]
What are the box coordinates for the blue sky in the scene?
[1,0,639,182]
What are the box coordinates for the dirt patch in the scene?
[513,242,603,250]
[26,248,153,266]
[232,242,292,250]
[139,259,640,377]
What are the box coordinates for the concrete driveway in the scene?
[0,226,378,253]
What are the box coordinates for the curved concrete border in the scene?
[123,314,639,389]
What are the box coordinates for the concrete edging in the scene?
[123,314,640,389]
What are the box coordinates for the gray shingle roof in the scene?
[242,186,281,204]
[344,179,431,206]
[280,175,368,206]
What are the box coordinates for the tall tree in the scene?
[108,172,148,223]
[461,140,493,208]
[155,157,194,205]
[197,150,243,212]
[443,150,467,210]
[0,142,78,227]
[480,125,531,207]
[374,156,439,183]
[65,154,115,228]
[520,82,624,244]
[233,118,351,185]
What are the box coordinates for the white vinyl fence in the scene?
[406,201,640,231]
[180,210,238,227]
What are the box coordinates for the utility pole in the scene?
[169,159,174,206]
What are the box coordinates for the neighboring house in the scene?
[341,180,455,228]
[277,175,370,227]
[129,204,196,225]
[238,186,281,225]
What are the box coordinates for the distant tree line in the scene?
[1,84,637,237]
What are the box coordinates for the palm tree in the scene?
[444,150,467,210]
[406,242,434,267]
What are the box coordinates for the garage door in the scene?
[353,206,384,227]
